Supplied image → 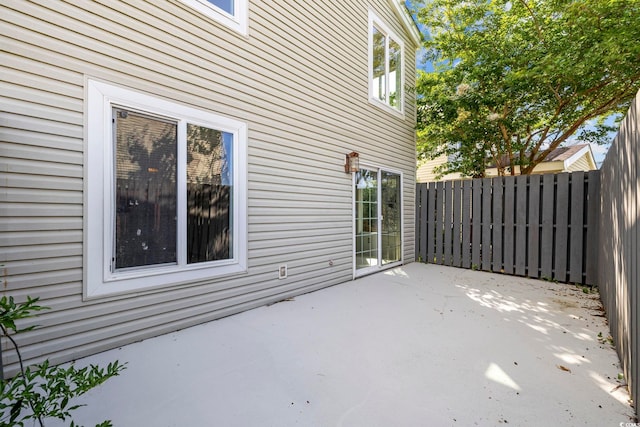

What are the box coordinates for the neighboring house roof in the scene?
[547,144,589,162]
[418,144,598,182]
[485,143,598,176]
[533,144,595,166]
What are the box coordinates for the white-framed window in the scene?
[180,0,248,35]
[85,79,247,298]
[368,10,404,115]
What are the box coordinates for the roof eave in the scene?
[563,145,596,170]
[390,0,422,47]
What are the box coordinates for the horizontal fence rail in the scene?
[416,171,600,285]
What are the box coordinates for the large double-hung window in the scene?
[85,79,247,298]
[369,10,404,114]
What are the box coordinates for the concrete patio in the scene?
[54,263,634,426]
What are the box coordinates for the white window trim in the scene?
[84,79,248,299]
[180,0,248,36]
[368,9,405,118]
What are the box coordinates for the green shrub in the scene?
[0,296,126,427]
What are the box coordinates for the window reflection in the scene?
[114,109,178,269]
[112,111,235,271]
[187,124,233,263]
[388,38,402,109]
[372,26,386,102]
[381,171,401,265]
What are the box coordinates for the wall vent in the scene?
[278,265,288,279]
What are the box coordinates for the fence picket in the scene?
[462,180,472,268]
[515,175,528,276]
[435,182,444,264]
[452,180,462,267]
[444,181,453,265]
[418,183,428,262]
[472,180,481,268]
[482,178,492,271]
[503,177,515,275]
[585,171,600,285]
[427,182,436,264]
[540,174,555,279]
[527,175,541,278]
[569,172,585,283]
[555,173,569,282]
[492,177,503,272]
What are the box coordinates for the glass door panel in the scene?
[381,171,401,265]
[355,169,378,270]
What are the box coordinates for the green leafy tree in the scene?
[0,296,126,427]
[411,0,640,177]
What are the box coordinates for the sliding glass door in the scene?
[355,167,402,275]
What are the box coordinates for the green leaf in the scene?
[0,295,125,426]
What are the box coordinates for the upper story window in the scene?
[369,10,404,115]
[180,0,248,35]
[85,79,247,298]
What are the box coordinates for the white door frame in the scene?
[352,163,404,278]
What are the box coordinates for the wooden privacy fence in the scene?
[597,90,639,413]
[415,171,600,285]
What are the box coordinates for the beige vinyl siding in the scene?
[1,0,418,375]
[567,154,595,172]
[417,158,440,182]
[417,155,446,182]
[417,155,463,182]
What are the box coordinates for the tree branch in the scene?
[519,0,544,43]
[526,89,634,173]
